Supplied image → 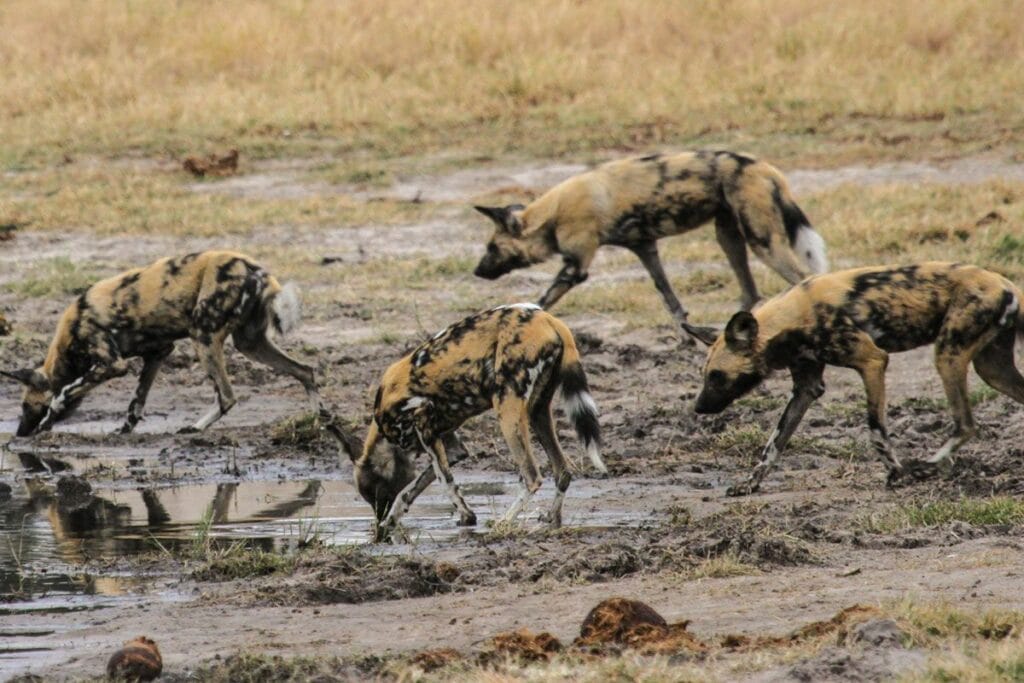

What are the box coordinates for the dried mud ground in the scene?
[2,153,1024,681]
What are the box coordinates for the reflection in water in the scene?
[0,478,350,600]
[0,468,640,603]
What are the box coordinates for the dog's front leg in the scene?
[121,346,174,434]
[727,362,824,496]
[537,257,588,309]
[417,429,476,527]
[38,360,130,432]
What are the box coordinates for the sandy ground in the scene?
[2,154,1024,681]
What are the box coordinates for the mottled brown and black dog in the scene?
[693,262,1024,495]
[473,150,827,344]
[2,250,320,435]
[335,303,605,541]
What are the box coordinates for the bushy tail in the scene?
[773,177,829,275]
[551,320,607,473]
[267,279,302,335]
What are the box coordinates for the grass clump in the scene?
[192,549,296,582]
[682,553,760,581]
[713,425,768,459]
[864,497,1024,533]
[269,412,324,450]
[5,257,96,298]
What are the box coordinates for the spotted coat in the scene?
[694,262,1024,495]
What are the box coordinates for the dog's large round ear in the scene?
[1,368,49,391]
[473,205,523,236]
[724,312,759,351]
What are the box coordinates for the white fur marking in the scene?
[493,302,541,312]
[401,396,426,411]
[502,483,534,523]
[794,225,829,273]
[999,295,1019,327]
[566,391,599,419]
[272,282,302,335]
[587,442,608,473]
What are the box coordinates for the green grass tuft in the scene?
[864,497,1024,533]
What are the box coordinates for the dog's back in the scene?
[761,262,1023,354]
[376,304,564,439]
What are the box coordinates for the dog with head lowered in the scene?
[694,262,1024,495]
[334,303,605,541]
[3,250,320,436]
[473,150,827,344]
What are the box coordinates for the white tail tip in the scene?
[794,226,829,274]
[273,282,302,335]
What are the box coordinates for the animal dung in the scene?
[182,149,239,177]
[574,597,707,655]
[106,636,162,681]
[480,628,563,663]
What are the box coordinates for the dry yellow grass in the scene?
[2,0,1022,165]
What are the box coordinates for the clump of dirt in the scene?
[247,550,459,606]
[409,648,463,672]
[722,605,883,650]
[479,628,563,664]
[574,598,707,656]
[106,636,162,682]
[182,149,239,177]
[177,653,373,683]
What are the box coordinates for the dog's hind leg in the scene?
[497,395,543,524]
[530,391,571,528]
[929,299,1010,463]
[973,328,1024,404]
[929,351,977,464]
[185,332,236,432]
[715,210,761,310]
[234,328,321,413]
[727,362,824,496]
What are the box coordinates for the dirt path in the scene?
[9,539,1023,679]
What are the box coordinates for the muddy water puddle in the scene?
[1,465,645,594]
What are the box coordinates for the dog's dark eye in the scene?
[708,370,726,386]
[487,244,498,254]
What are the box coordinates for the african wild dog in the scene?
[473,150,828,344]
[692,262,1024,496]
[333,303,605,541]
[2,250,320,436]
